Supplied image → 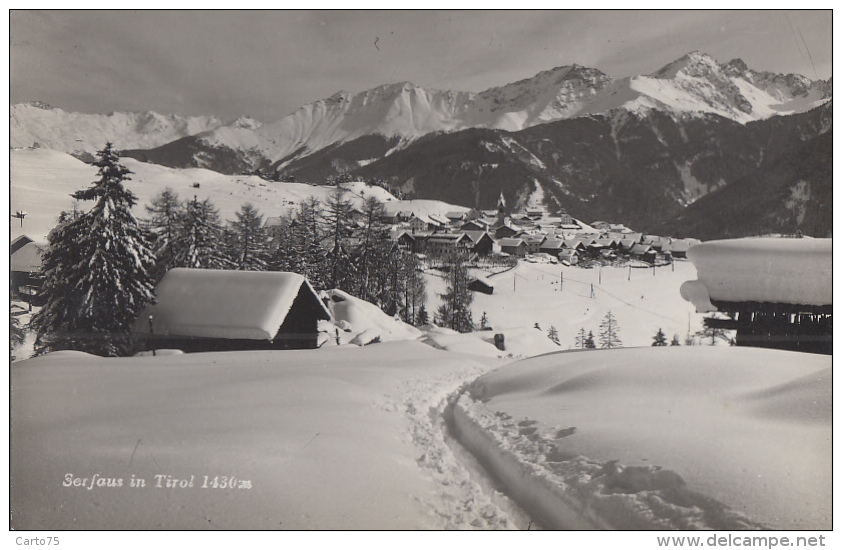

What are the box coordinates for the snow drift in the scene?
[321,289,421,345]
[9,342,512,530]
[452,346,831,530]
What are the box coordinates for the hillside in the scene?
[658,127,832,239]
[339,103,831,233]
[9,148,411,242]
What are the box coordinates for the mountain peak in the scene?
[22,101,55,110]
[724,58,750,75]
[650,51,721,79]
[232,115,263,130]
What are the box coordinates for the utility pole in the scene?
[148,315,156,357]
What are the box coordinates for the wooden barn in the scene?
[133,268,332,353]
[498,238,526,257]
[681,238,831,355]
[468,276,495,295]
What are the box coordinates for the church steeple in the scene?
[496,191,507,226]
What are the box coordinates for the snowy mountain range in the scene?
[10,101,224,160]
[12,52,830,164]
[10,51,833,237]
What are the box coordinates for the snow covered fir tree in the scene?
[30,143,156,357]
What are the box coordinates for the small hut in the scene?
[468,276,495,295]
[133,268,332,352]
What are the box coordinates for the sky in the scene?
[9,9,833,123]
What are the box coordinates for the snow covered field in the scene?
[10,148,410,242]
[10,343,521,530]
[424,259,706,351]
[11,339,831,530]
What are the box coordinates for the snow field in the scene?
[9,148,436,243]
[10,342,522,529]
[452,346,831,530]
[424,260,705,353]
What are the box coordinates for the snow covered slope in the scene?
[455,346,831,529]
[10,340,830,529]
[424,260,706,351]
[9,148,455,242]
[10,102,224,156]
[9,342,518,530]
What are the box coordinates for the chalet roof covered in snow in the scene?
[461,230,493,244]
[11,240,46,272]
[135,268,331,341]
[681,237,832,312]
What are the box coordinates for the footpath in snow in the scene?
[450,346,831,530]
[10,342,527,530]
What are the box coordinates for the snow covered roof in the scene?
[540,238,565,249]
[136,268,331,341]
[681,238,832,311]
[11,241,46,272]
[426,233,470,244]
[630,243,653,255]
[461,230,492,243]
[428,213,450,225]
[469,276,494,288]
[11,235,34,254]
[663,238,701,253]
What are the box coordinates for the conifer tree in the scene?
[31,143,156,356]
[228,203,270,270]
[322,187,355,289]
[585,331,597,349]
[144,187,183,279]
[392,249,426,324]
[436,252,474,333]
[269,204,330,288]
[598,311,622,348]
[171,196,231,269]
[358,195,388,298]
[479,311,490,330]
[652,327,668,346]
[416,303,429,326]
[671,333,681,346]
[574,327,588,349]
[548,326,560,346]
